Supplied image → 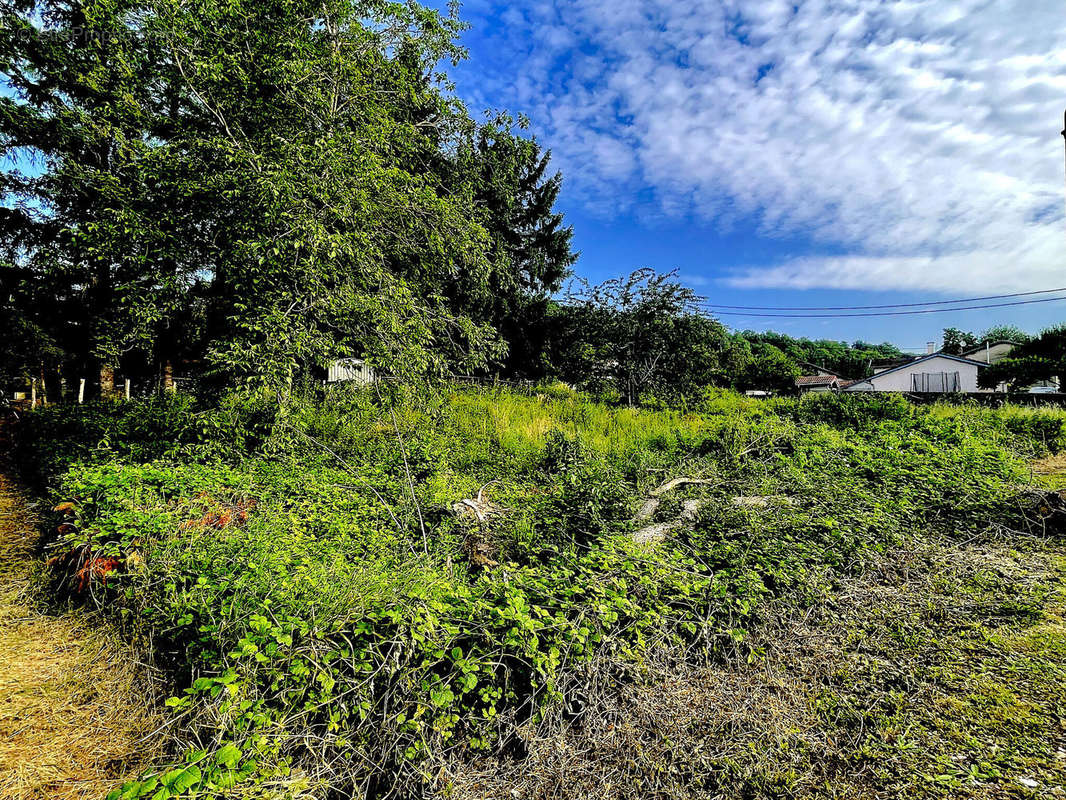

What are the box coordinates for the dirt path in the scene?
[0,471,160,800]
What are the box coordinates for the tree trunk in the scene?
[99,365,117,399]
[162,360,175,393]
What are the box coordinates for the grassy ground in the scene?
[0,471,161,800]
[1035,453,1066,490]
[12,388,1066,798]
[448,534,1066,799]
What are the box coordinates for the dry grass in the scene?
[1033,453,1066,490]
[0,472,163,800]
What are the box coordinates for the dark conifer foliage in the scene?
[466,113,578,377]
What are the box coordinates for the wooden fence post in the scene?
[125,378,132,400]
[78,378,86,404]
[30,378,37,408]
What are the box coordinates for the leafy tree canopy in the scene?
[547,269,737,403]
[0,0,575,393]
[738,331,903,379]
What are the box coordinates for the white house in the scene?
[958,340,1017,365]
[843,353,987,393]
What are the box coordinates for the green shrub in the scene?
[785,391,914,427]
[15,394,197,488]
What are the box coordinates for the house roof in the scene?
[861,352,987,382]
[959,340,1019,357]
[797,360,835,375]
[795,374,838,387]
[873,355,919,368]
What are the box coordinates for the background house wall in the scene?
[961,341,1016,365]
[845,355,983,393]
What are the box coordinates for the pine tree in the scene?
[467,114,577,376]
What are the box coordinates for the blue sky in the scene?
[442,0,1066,348]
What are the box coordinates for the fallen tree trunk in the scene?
[633,498,710,544]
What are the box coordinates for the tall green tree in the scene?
[941,327,978,355]
[1,0,532,393]
[735,340,799,393]
[463,113,577,376]
[549,269,732,403]
[1,0,188,391]
[978,324,1031,345]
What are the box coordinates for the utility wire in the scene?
[696,286,1066,311]
[698,294,1066,318]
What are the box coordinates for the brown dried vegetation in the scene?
[0,473,161,800]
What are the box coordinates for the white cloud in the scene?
[460,0,1066,293]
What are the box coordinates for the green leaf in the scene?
[214,743,243,769]
[171,766,202,792]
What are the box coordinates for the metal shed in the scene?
[325,357,375,385]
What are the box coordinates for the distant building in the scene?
[958,340,1019,365]
[844,353,986,393]
[795,374,840,393]
[957,340,1059,392]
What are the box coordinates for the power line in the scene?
[696,286,1066,312]
[699,294,1066,318]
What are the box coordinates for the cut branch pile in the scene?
[632,481,798,544]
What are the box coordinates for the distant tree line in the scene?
[738,331,905,381]
[532,270,917,401]
[539,269,799,403]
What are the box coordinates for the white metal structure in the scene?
[325,358,375,385]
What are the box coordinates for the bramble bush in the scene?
[15,386,1064,798]
[14,393,198,489]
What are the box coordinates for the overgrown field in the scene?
[14,387,1066,799]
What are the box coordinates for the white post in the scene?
[78,378,86,404]
[30,378,37,408]
[124,378,131,400]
